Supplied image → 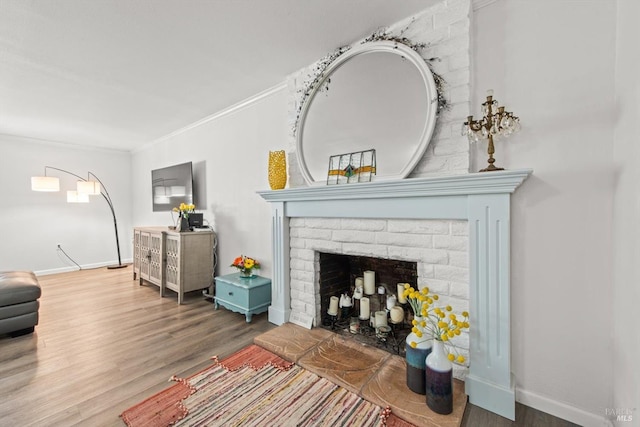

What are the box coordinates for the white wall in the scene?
[613,0,640,422]
[131,89,288,279]
[0,135,132,274]
[3,0,634,424]
[473,1,616,425]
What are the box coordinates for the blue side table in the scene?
[214,273,271,323]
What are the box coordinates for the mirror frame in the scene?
[295,40,439,186]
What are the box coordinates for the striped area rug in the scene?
[122,345,408,427]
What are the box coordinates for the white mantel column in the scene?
[268,202,290,325]
[466,193,515,419]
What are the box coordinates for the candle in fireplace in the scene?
[364,271,375,295]
[360,297,370,320]
[375,310,388,328]
[328,296,339,316]
[390,305,404,323]
[355,277,364,289]
[397,283,407,304]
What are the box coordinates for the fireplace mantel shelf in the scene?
[257,169,532,202]
[258,168,533,421]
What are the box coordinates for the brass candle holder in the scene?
[462,90,521,172]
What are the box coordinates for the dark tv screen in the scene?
[151,162,195,212]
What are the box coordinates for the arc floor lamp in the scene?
[31,166,127,269]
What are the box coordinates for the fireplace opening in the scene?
[318,252,418,355]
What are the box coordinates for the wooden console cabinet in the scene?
[133,226,215,304]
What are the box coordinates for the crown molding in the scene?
[134,82,287,153]
[0,133,129,154]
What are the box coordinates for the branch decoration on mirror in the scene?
[462,90,521,172]
[293,24,448,137]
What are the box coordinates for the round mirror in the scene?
[296,41,438,185]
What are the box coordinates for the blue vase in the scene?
[405,318,432,395]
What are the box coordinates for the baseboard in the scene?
[35,258,133,276]
[35,266,79,276]
[516,388,613,427]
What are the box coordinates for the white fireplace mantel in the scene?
[258,169,532,420]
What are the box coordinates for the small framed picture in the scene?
[326,149,376,185]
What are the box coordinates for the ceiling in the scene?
[0,0,437,152]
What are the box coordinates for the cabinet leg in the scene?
[214,301,219,310]
[245,313,252,323]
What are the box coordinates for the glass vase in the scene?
[405,316,432,395]
[268,150,287,190]
[176,216,189,232]
[425,339,453,414]
[239,269,254,278]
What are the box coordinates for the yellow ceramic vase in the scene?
[268,150,287,190]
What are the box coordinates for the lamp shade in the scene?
[67,190,90,203]
[77,180,101,195]
[31,176,60,192]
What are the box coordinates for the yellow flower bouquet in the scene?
[402,284,470,364]
[172,203,196,219]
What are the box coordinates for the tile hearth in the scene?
[254,323,466,427]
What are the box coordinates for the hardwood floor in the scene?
[0,267,274,426]
[0,268,577,427]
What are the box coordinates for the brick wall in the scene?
[289,217,470,377]
[286,0,472,187]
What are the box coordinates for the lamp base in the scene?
[107,264,128,270]
[479,164,504,172]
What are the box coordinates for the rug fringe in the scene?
[381,406,392,425]
[213,344,294,372]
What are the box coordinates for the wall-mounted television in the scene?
[151,161,195,212]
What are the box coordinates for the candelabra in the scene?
[462,90,521,172]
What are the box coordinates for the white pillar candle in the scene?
[375,311,388,328]
[390,306,404,324]
[386,295,397,311]
[363,271,375,295]
[397,283,407,304]
[359,297,370,320]
[328,296,339,316]
[355,277,364,289]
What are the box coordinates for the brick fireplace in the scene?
[258,169,531,420]
[316,253,418,323]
